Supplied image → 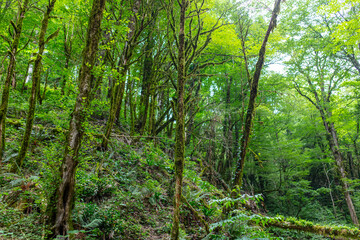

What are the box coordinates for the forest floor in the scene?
[0,89,349,239]
[0,116,207,239]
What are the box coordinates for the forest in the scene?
[0,0,360,239]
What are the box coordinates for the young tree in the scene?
[101,0,146,149]
[61,23,74,95]
[0,0,29,162]
[13,0,59,172]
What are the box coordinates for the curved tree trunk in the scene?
[0,0,29,162]
[47,0,106,237]
[13,0,58,172]
[232,0,282,191]
[322,116,359,225]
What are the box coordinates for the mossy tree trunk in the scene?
[185,77,201,147]
[48,0,106,237]
[320,108,358,225]
[219,76,233,181]
[164,0,229,236]
[101,0,141,150]
[13,0,58,172]
[0,0,29,162]
[293,54,359,225]
[61,23,73,95]
[101,67,127,149]
[264,216,360,239]
[148,92,156,135]
[170,0,187,239]
[232,0,282,191]
[136,10,158,135]
[136,30,155,134]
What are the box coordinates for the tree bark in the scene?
[148,92,156,135]
[321,116,359,225]
[232,0,282,190]
[136,22,156,134]
[101,68,127,149]
[21,58,34,93]
[220,76,233,181]
[0,0,29,162]
[14,0,58,172]
[47,0,106,237]
[170,1,187,239]
[61,23,72,95]
[185,77,201,146]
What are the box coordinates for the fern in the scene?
[83,219,102,229]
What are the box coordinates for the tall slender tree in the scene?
[233,0,282,190]
[101,0,143,150]
[170,0,187,238]
[0,0,29,162]
[48,0,106,236]
[13,0,59,172]
[135,10,158,134]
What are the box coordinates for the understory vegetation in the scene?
[0,0,360,239]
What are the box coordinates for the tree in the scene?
[233,0,282,191]
[47,0,106,236]
[0,0,29,162]
[291,48,359,225]
[101,0,148,150]
[13,0,59,172]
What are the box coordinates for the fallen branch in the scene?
[181,195,210,234]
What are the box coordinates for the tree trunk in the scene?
[0,0,29,162]
[354,140,360,179]
[101,69,127,149]
[205,120,216,184]
[148,93,156,135]
[61,24,72,95]
[101,0,140,150]
[322,116,359,225]
[11,71,16,89]
[136,15,156,134]
[345,51,360,76]
[185,77,201,146]
[232,0,282,190]
[222,76,233,181]
[170,0,187,239]
[14,0,58,172]
[21,58,34,93]
[129,79,135,135]
[47,0,106,237]
[323,164,338,219]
